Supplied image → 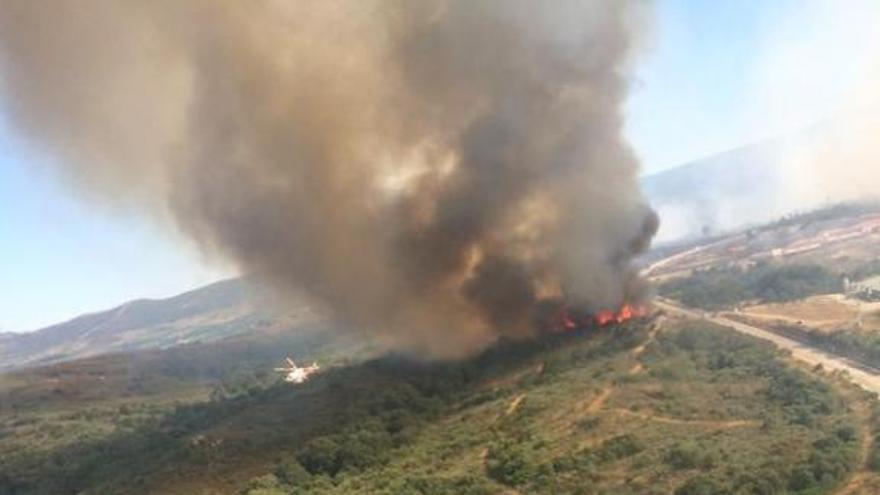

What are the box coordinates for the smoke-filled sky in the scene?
[1,0,878,335]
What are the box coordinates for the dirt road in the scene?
[654,298,880,396]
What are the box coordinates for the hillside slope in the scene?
[1,315,871,495]
[642,140,785,242]
[0,279,317,372]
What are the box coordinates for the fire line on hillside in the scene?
[557,302,650,332]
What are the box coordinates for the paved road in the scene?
[654,298,880,396]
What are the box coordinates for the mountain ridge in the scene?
[0,278,317,372]
[641,138,786,242]
[0,140,810,371]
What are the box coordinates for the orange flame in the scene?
[595,309,615,326]
[556,302,648,331]
[561,312,577,330]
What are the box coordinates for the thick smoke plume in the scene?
[0,0,656,357]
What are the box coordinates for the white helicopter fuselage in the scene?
[275,358,320,384]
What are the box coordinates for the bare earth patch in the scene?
[741,295,862,332]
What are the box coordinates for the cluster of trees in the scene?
[484,400,644,493]
[768,324,880,372]
[2,315,866,495]
[661,262,842,310]
[665,441,717,471]
[10,325,607,494]
[242,469,496,495]
[649,323,859,494]
[0,360,444,493]
[234,321,863,495]
[868,406,880,473]
[486,437,555,489]
[674,429,857,495]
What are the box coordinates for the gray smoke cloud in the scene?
[0,0,656,357]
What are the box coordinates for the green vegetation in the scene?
[0,320,862,494]
[768,324,880,372]
[660,262,842,310]
[868,404,880,474]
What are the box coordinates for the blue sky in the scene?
[626,0,880,170]
[1,0,877,332]
[0,123,225,332]
[625,1,768,170]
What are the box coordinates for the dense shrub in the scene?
[666,442,714,470]
[486,439,552,488]
[242,474,284,495]
[596,434,642,463]
[732,470,786,495]
[788,327,880,369]
[274,459,311,487]
[660,263,842,310]
[393,475,495,495]
[675,475,726,495]
[0,318,863,495]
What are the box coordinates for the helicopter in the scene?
[274,357,320,384]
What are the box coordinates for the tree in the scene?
[275,459,311,487]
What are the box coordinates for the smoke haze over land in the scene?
[758,0,880,212]
[0,0,656,357]
[638,0,880,244]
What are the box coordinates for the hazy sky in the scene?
[1,0,877,332]
[0,121,228,333]
[625,0,880,171]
